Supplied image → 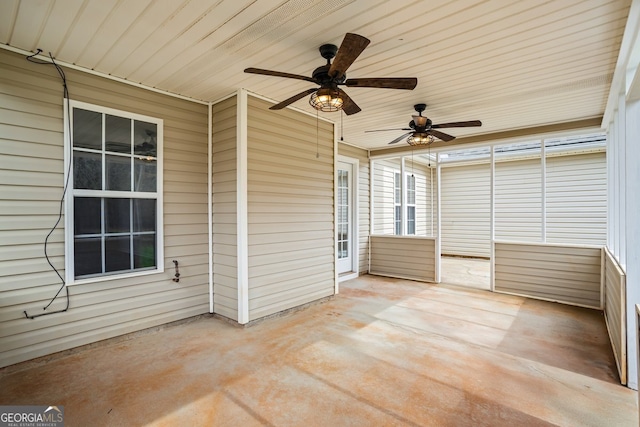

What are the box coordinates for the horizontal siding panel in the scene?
[248,213,333,225]
[214,282,238,298]
[214,297,238,320]
[495,243,600,258]
[214,265,238,281]
[495,158,541,242]
[249,289,333,321]
[494,270,600,291]
[441,163,490,257]
[2,283,208,339]
[603,248,626,384]
[546,153,606,245]
[214,253,238,268]
[249,238,333,256]
[1,303,208,368]
[246,96,334,320]
[494,242,601,308]
[165,181,208,195]
[0,49,209,368]
[249,281,333,310]
[212,95,238,321]
[369,236,436,282]
[495,283,598,306]
[248,230,329,246]
[250,269,334,298]
[492,256,600,274]
[0,123,62,145]
[0,138,63,159]
[0,243,64,262]
[249,254,334,279]
[0,170,61,188]
[0,271,64,294]
[249,222,332,234]
[0,155,64,175]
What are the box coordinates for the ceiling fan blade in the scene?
[432,120,482,128]
[269,88,318,110]
[365,128,412,133]
[429,129,456,142]
[344,77,417,90]
[338,89,361,115]
[329,33,370,80]
[244,67,316,84]
[388,132,413,145]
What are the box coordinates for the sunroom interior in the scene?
[1,0,640,424]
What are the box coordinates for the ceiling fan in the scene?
[244,33,417,115]
[366,104,482,145]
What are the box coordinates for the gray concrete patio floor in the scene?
[0,270,636,426]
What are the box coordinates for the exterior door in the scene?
[337,161,353,274]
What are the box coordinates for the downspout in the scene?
[208,102,213,313]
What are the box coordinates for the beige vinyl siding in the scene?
[369,235,436,282]
[0,49,209,368]
[372,159,401,235]
[246,96,334,321]
[495,158,542,241]
[604,247,627,384]
[441,163,490,257]
[494,242,601,308]
[546,152,606,245]
[413,164,435,237]
[212,96,238,321]
[338,143,370,274]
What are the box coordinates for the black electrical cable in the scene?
[24,50,72,319]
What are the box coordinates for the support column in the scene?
[237,89,249,324]
[489,146,495,291]
[625,98,640,389]
[435,154,441,283]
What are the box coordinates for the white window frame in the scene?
[406,173,416,235]
[394,171,402,235]
[64,100,164,285]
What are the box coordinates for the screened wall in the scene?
[371,134,606,258]
[371,157,437,237]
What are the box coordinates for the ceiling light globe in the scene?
[309,88,344,112]
[407,133,435,146]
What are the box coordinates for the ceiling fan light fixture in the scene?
[309,88,344,112]
[407,132,435,146]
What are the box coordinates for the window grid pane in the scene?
[72,105,160,280]
[406,174,416,235]
[394,172,402,235]
[338,169,349,259]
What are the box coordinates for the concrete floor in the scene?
[441,256,490,290]
[1,272,637,426]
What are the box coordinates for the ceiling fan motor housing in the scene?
[312,64,345,85]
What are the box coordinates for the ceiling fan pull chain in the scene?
[412,148,415,177]
[316,109,320,159]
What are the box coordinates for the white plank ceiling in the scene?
[0,0,632,150]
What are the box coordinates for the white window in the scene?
[394,172,402,235]
[65,101,163,283]
[406,173,416,235]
